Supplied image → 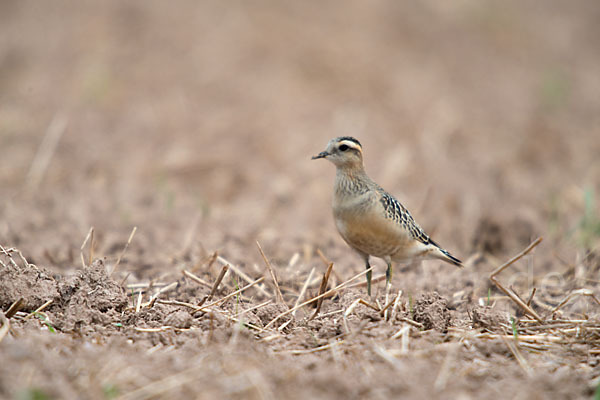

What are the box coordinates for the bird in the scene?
[312,136,462,296]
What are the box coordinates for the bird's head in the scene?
[312,136,364,168]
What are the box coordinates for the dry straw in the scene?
[256,242,285,305]
[489,237,543,322]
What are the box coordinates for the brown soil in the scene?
[1,1,600,399]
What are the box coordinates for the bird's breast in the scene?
[333,197,412,258]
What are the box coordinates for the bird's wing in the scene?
[378,191,431,244]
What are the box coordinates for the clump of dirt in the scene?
[308,317,344,340]
[0,249,59,311]
[123,303,171,328]
[254,303,290,328]
[470,305,508,332]
[164,310,194,328]
[412,292,452,332]
[52,259,128,333]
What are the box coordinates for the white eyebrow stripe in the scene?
[338,140,362,151]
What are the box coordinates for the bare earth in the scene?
[1,1,600,399]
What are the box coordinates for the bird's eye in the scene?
[339,144,349,151]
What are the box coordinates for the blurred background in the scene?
[1,0,599,278]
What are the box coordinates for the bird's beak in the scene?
[312,151,329,160]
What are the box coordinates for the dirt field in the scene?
[1,1,600,399]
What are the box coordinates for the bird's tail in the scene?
[429,239,462,267]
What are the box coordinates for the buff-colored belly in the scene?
[335,208,414,259]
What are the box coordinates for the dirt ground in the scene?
[1,1,600,399]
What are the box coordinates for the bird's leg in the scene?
[384,260,394,320]
[385,260,393,293]
[365,259,372,297]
